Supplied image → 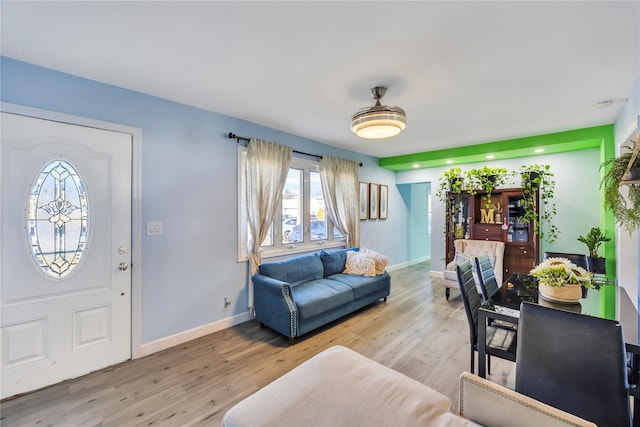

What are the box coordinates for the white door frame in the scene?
[1,102,144,359]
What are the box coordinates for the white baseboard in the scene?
[139,311,252,357]
[430,271,445,279]
[387,256,430,271]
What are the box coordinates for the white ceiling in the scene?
[1,1,638,158]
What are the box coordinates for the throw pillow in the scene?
[320,248,359,277]
[344,251,376,277]
[359,247,389,275]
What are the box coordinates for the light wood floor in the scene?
[0,261,515,426]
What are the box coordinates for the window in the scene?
[283,168,302,244]
[238,147,345,260]
[28,160,89,279]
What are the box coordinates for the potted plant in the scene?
[577,227,611,274]
[530,257,594,303]
[436,167,464,204]
[465,166,508,209]
[517,164,559,243]
[600,138,640,233]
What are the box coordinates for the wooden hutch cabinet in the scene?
[445,188,539,280]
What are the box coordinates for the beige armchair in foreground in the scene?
[459,372,596,427]
[222,345,596,427]
[443,239,505,300]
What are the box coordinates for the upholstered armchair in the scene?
[442,239,505,300]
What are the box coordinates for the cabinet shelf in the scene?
[446,188,539,278]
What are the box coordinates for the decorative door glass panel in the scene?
[27,160,89,279]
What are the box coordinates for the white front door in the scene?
[1,112,132,399]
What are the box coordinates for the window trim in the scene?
[237,146,345,262]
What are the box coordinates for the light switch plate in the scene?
[147,221,163,236]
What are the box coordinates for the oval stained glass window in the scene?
[28,160,89,279]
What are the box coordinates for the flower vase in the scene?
[538,283,582,304]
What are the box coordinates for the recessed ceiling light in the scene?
[446,159,453,164]
[534,148,545,153]
[486,154,495,159]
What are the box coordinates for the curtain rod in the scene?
[227,132,363,167]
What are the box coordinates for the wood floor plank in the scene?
[0,262,515,426]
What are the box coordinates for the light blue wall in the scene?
[396,150,602,272]
[0,57,407,343]
[397,182,431,263]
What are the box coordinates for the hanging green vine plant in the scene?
[465,166,507,209]
[436,167,464,203]
[517,164,559,243]
[600,138,640,233]
[437,167,466,233]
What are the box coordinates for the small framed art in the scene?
[379,185,388,219]
[369,183,379,220]
[359,182,369,220]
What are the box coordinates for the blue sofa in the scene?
[253,248,391,344]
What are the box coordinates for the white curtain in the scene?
[319,155,360,248]
[245,138,292,311]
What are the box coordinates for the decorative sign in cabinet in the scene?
[445,188,539,279]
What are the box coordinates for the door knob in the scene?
[119,262,129,271]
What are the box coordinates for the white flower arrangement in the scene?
[530,257,593,288]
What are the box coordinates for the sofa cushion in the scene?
[328,273,389,299]
[258,253,324,286]
[344,251,376,276]
[320,248,358,277]
[292,279,355,319]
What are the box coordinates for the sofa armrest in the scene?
[252,274,298,339]
[252,274,291,297]
[458,372,596,427]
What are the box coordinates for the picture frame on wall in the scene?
[379,185,388,219]
[359,182,369,220]
[369,183,379,220]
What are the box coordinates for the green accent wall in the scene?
[599,128,617,279]
[379,125,611,171]
[600,285,617,320]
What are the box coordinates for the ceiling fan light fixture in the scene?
[351,87,406,139]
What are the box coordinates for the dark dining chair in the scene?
[456,260,516,374]
[515,302,631,427]
[474,254,499,303]
[543,251,589,271]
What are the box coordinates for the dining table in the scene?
[477,273,640,426]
